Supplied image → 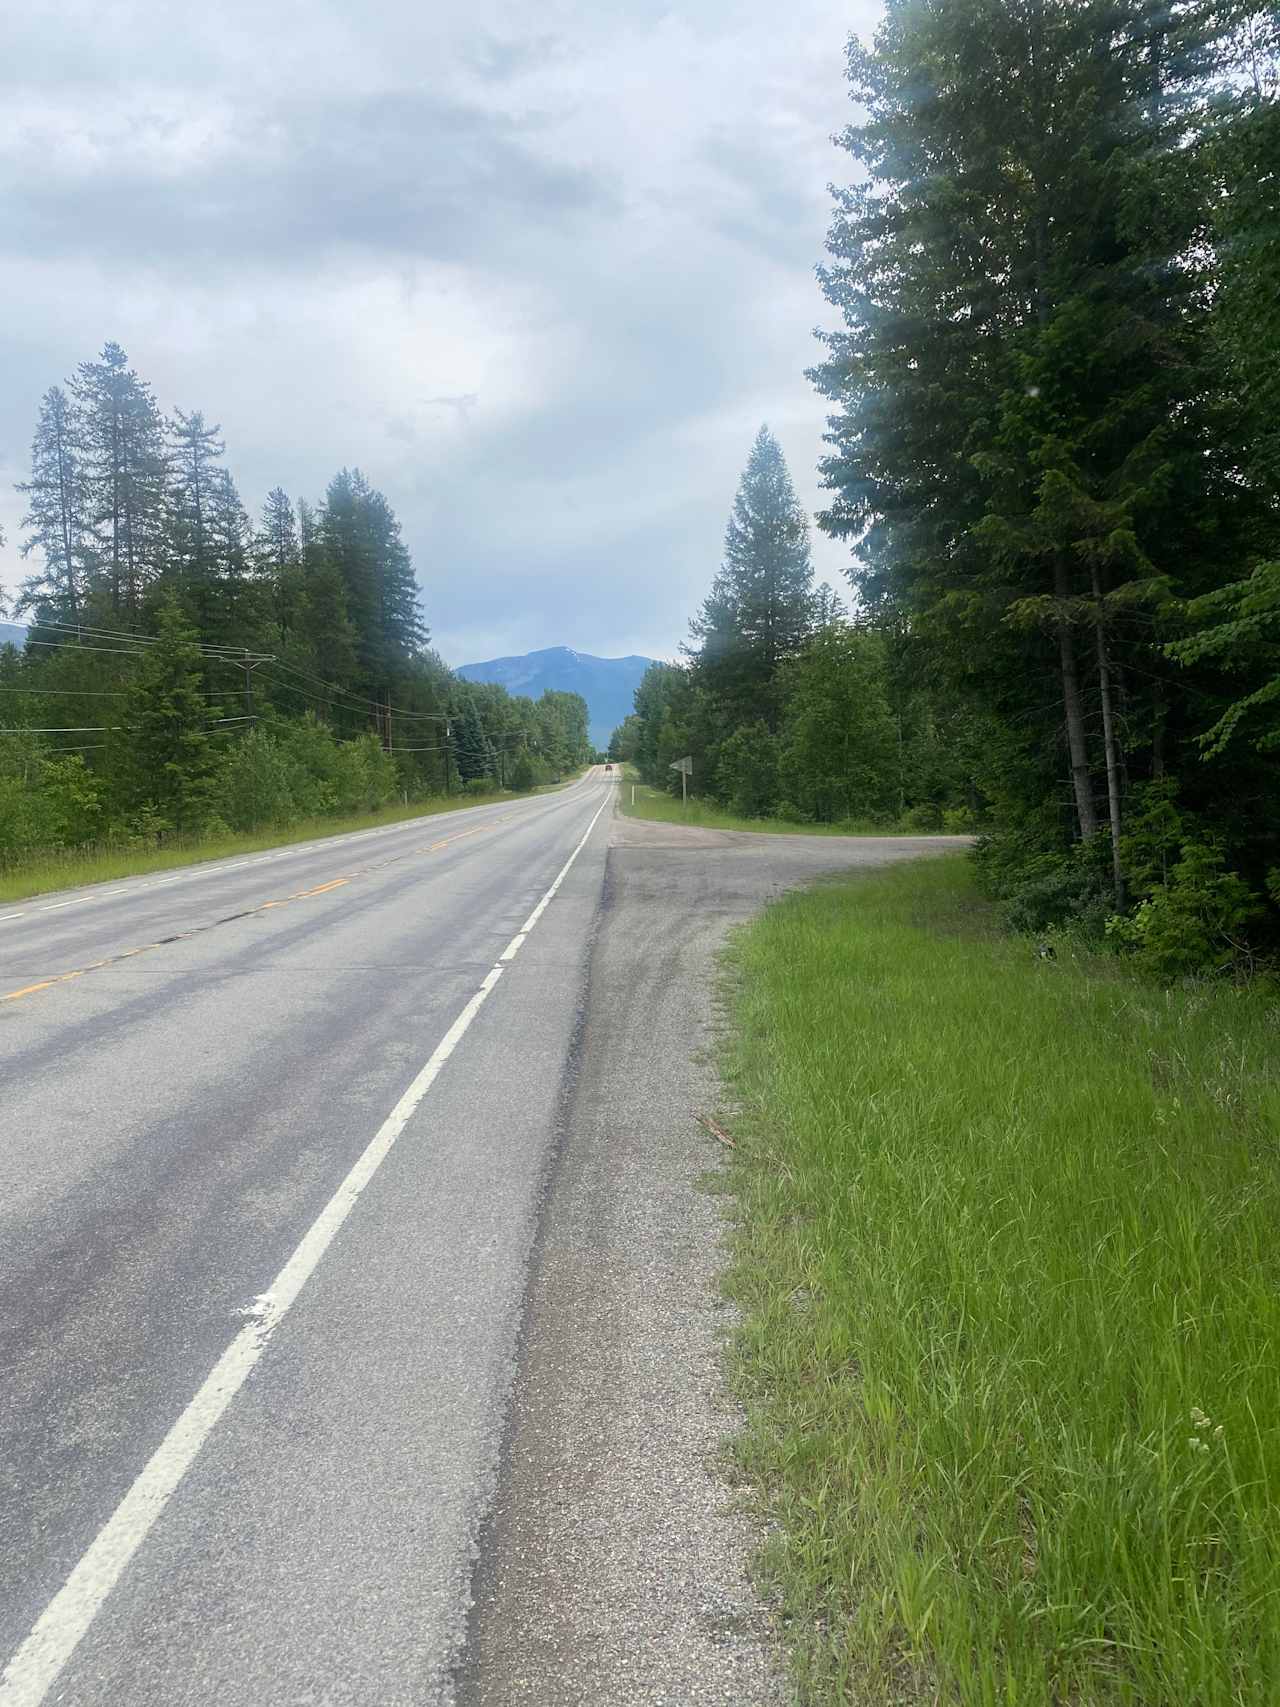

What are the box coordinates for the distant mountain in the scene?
[456,645,657,750]
[0,622,27,650]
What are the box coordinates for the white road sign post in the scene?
[669,755,693,816]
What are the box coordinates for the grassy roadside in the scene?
[0,773,586,905]
[719,854,1280,1705]
[619,773,946,837]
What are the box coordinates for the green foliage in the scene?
[112,599,213,833]
[3,341,596,871]
[688,425,817,728]
[1107,842,1266,979]
[509,750,536,792]
[780,624,898,822]
[802,0,1280,964]
[715,721,780,818]
[973,827,1114,938]
[724,857,1280,1704]
[1168,559,1280,754]
[0,742,104,864]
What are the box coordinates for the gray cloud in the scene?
[1,91,614,269]
[0,0,881,661]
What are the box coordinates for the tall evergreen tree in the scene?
[166,409,225,587]
[688,426,816,728]
[113,599,213,831]
[320,469,426,684]
[70,342,167,616]
[259,487,299,576]
[15,386,85,618]
[810,0,1262,885]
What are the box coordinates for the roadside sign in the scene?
[669,756,693,775]
[669,755,692,814]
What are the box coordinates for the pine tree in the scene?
[810,0,1257,877]
[451,696,493,782]
[688,426,816,728]
[113,599,213,831]
[259,488,299,576]
[320,470,427,683]
[167,409,225,587]
[16,386,85,618]
[70,342,167,616]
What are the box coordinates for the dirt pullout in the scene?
[456,815,961,1705]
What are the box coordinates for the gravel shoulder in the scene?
[457,814,963,1706]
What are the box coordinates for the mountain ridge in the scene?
[456,644,657,749]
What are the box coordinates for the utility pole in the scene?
[241,650,273,724]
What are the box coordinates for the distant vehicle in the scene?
[604,762,613,772]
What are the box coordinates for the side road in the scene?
[459,813,964,1704]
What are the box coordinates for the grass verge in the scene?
[619,776,941,837]
[0,778,579,904]
[720,854,1280,1705]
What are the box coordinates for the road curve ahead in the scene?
[0,770,616,1707]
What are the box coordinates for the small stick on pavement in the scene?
[697,1112,737,1149]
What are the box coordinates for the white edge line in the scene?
[0,787,610,1707]
[0,912,27,924]
[11,774,594,921]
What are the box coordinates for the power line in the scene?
[264,658,447,720]
[0,716,260,736]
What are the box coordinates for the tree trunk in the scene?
[1053,559,1097,839]
[1090,567,1125,907]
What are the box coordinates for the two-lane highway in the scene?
[0,769,615,1705]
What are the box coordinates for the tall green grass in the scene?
[0,783,565,904]
[620,778,927,837]
[721,855,1280,1704]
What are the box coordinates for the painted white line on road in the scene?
[0,912,27,924]
[38,898,92,913]
[0,789,610,1707]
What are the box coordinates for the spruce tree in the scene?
[688,426,815,728]
[810,0,1259,874]
[70,342,167,616]
[114,599,213,832]
[16,386,85,618]
[167,409,224,587]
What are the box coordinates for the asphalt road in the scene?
[0,773,961,1705]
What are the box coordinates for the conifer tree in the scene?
[16,386,85,618]
[70,342,167,616]
[167,409,225,587]
[688,426,815,728]
[113,599,213,831]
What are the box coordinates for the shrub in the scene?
[715,721,780,818]
[902,801,943,832]
[1107,841,1264,980]
[973,828,1113,937]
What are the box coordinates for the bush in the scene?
[509,752,536,792]
[211,729,300,832]
[715,721,780,818]
[902,801,944,832]
[0,746,104,861]
[942,804,978,834]
[973,828,1113,937]
[1107,841,1264,980]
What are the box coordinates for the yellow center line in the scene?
[1,803,538,1003]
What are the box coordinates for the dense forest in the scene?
[616,0,1279,980]
[0,343,591,857]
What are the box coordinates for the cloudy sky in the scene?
[0,0,881,667]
